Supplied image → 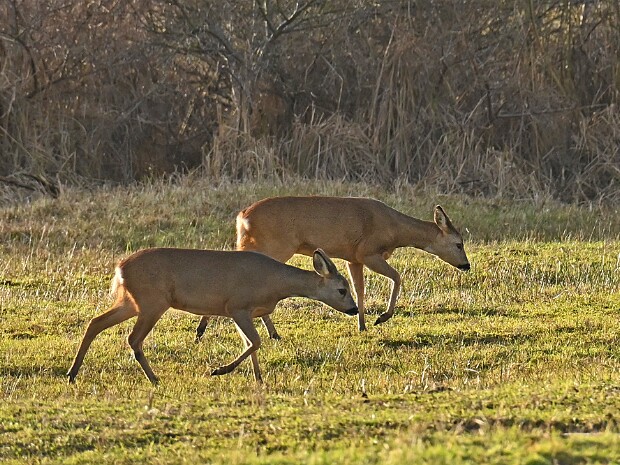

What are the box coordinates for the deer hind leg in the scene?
[346,262,366,331]
[126,298,168,385]
[67,298,137,383]
[363,254,401,326]
[211,312,262,382]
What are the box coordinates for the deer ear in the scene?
[434,205,453,233]
[313,249,337,277]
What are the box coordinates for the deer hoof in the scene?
[211,366,230,376]
[374,313,392,325]
[67,369,77,383]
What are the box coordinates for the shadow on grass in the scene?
[3,331,39,340]
[428,305,512,317]
[457,416,615,434]
[380,331,535,349]
[4,426,184,463]
[0,366,73,379]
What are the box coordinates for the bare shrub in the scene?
[0,1,618,202]
[0,0,221,184]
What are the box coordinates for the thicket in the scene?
[1,1,618,202]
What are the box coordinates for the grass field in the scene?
[1,178,620,464]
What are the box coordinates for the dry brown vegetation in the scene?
[1,1,618,202]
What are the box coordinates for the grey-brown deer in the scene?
[67,248,357,384]
[196,197,469,340]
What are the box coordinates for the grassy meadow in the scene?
[1,178,620,464]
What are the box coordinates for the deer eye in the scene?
[456,243,463,250]
[338,289,347,297]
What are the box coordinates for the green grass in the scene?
[1,178,620,464]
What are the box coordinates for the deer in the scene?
[67,247,357,384]
[195,197,470,341]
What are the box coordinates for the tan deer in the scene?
[195,197,469,340]
[67,248,357,384]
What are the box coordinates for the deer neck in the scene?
[276,266,321,301]
[393,213,440,251]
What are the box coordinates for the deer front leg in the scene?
[363,254,401,326]
[196,315,280,341]
[346,262,366,331]
[260,315,281,340]
[211,312,263,382]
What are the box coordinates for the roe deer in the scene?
[67,248,357,384]
[196,197,469,339]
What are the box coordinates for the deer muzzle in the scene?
[344,306,359,316]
